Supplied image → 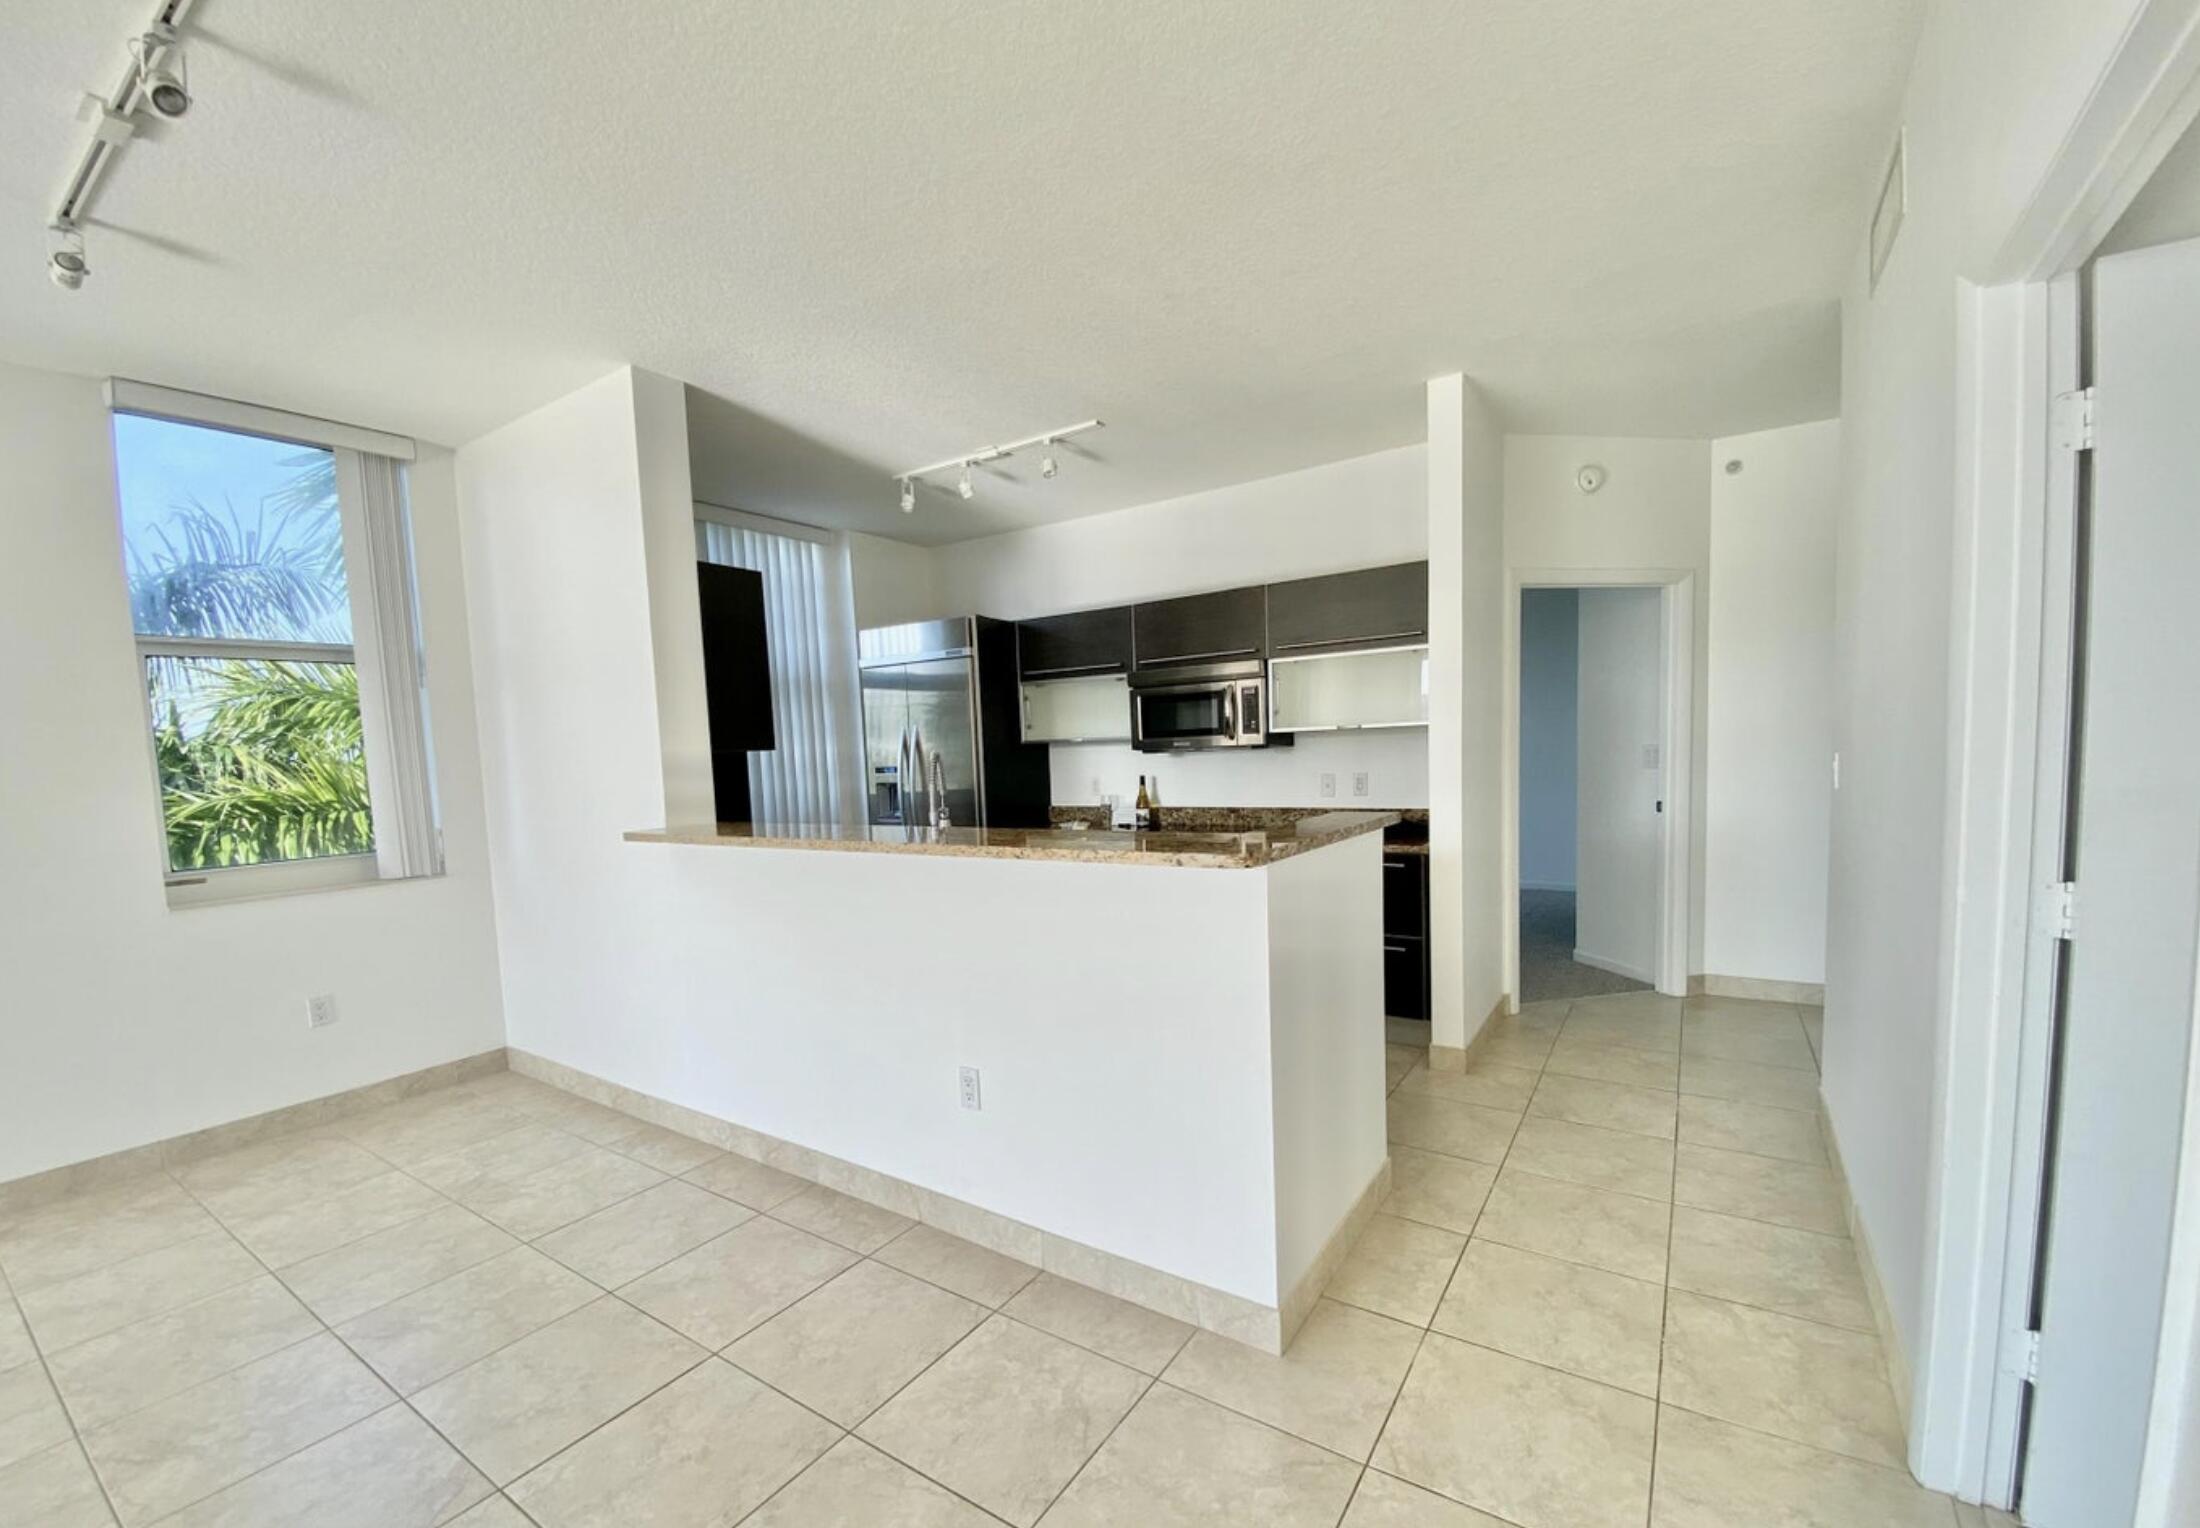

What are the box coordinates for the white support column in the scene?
[1426,374,1507,1063]
[629,368,716,825]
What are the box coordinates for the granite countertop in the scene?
[625,811,1400,868]
[1049,804,1432,855]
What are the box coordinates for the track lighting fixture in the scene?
[43,3,206,290]
[889,420,1104,514]
[133,28,191,120]
[48,224,88,291]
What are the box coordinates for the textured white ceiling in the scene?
[0,1,1918,544]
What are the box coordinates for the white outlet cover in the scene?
[959,1065,982,1110]
[1353,772,1370,797]
[1319,773,1336,798]
[307,994,338,1029]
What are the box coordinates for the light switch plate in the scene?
[1352,772,1370,798]
[1319,773,1336,798]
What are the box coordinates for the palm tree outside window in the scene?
[111,402,441,895]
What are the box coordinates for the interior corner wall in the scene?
[1428,376,1506,1054]
[1517,588,1579,890]
[0,359,507,1183]
[1705,420,1839,985]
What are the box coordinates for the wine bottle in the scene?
[1134,775,1152,831]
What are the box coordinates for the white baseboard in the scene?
[1821,1096,1915,1440]
[1572,947,1655,983]
[1691,972,1828,1005]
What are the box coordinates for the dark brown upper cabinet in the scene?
[1266,561,1429,655]
[1017,606,1134,680]
[1132,586,1268,672]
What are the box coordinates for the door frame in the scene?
[1915,3,2200,1510]
[1501,569,1695,1004]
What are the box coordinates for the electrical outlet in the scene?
[1641,742,1661,769]
[1320,772,1336,799]
[959,1066,982,1111]
[306,994,338,1030]
[1352,772,1370,798]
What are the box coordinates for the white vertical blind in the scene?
[697,514,847,825]
[339,448,443,879]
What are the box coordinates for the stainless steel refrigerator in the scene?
[858,617,1050,829]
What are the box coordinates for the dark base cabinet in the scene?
[1383,851,1431,1020]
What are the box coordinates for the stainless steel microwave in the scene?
[1130,668,1277,751]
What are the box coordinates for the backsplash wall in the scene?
[1049,728,1428,811]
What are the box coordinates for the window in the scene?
[695,507,863,825]
[110,383,441,901]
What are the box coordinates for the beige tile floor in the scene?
[0,1000,2021,1527]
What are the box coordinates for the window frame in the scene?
[106,381,425,907]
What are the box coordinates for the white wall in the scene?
[1704,421,1838,984]
[1574,588,1665,981]
[1819,0,1969,1391]
[848,530,939,627]
[1517,588,1579,890]
[929,445,1427,617]
[0,361,506,1182]
[1506,435,1714,974]
[1821,0,2167,1450]
[1428,376,1507,1053]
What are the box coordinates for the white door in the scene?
[1573,587,1664,984]
[2019,236,2200,1525]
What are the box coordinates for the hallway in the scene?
[1516,890,1652,1005]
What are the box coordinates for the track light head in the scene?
[898,478,915,514]
[1040,451,1058,480]
[134,30,190,119]
[48,225,87,291]
[957,464,974,500]
[143,63,190,119]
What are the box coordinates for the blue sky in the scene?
[112,412,350,643]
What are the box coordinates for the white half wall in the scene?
[458,369,1387,1303]
[1428,376,1507,1053]
[1574,588,1665,983]
[1704,420,1838,985]
[0,360,506,1183]
[1518,588,1579,890]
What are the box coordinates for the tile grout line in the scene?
[0,1258,129,1528]
[154,1158,504,1526]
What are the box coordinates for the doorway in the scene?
[1512,581,1686,1004]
